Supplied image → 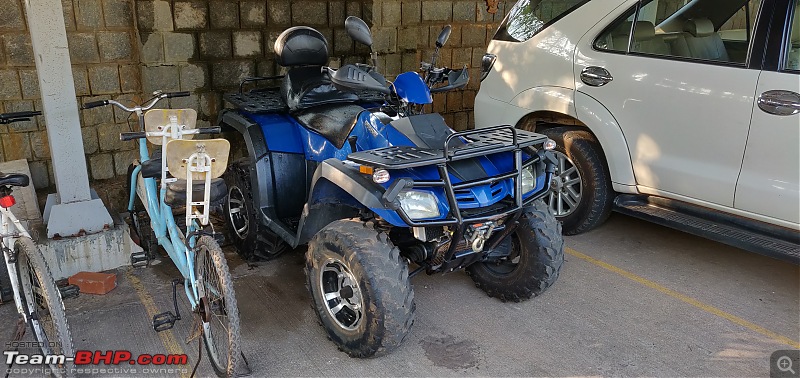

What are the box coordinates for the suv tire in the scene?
[540,126,614,235]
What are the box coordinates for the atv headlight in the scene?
[398,190,440,220]
[521,165,536,194]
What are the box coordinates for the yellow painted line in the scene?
[566,247,800,349]
[125,269,191,378]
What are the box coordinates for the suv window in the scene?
[594,0,762,65]
[493,0,590,42]
[786,2,799,71]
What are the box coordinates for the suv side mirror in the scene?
[345,16,373,47]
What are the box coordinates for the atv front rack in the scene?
[348,125,554,227]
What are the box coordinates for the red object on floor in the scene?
[68,272,117,295]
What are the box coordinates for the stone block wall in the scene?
[0,0,140,209]
[370,0,514,131]
[0,0,512,208]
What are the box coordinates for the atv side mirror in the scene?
[345,16,378,70]
[329,65,390,95]
[345,16,373,47]
[436,25,452,48]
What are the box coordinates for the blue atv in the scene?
[219,17,565,357]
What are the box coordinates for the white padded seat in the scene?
[671,18,730,61]
[609,21,671,56]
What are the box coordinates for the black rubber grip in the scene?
[0,111,41,119]
[120,132,147,141]
[165,91,190,98]
[82,100,109,109]
[198,127,221,134]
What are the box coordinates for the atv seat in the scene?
[294,103,364,149]
[282,66,359,111]
[164,178,227,207]
[0,172,29,187]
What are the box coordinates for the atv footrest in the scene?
[153,311,179,332]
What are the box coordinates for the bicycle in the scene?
[81,92,243,377]
[1,111,75,378]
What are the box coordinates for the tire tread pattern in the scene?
[15,237,76,378]
[466,200,565,302]
[196,236,242,378]
[305,219,415,358]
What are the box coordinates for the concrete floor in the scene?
[2,213,798,377]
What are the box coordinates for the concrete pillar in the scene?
[24,0,113,237]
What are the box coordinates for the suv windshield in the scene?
[494,0,591,42]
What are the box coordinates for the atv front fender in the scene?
[296,158,405,244]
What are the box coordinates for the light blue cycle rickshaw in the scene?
[82,92,242,377]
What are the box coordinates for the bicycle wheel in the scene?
[15,237,75,378]
[194,235,241,377]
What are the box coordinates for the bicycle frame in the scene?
[120,104,205,309]
[1,206,34,322]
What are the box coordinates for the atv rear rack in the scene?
[349,125,555,228]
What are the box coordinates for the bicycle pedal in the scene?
[130,251,150,267]
[58,284,80,300]
[152,311,179,332]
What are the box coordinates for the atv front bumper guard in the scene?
[348,125,557,228]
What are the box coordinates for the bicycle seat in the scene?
[141,149,163,179]
[0,172,29,187]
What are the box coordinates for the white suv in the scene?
[475,0,799,261]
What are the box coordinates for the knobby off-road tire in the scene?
[223,158,288,261]
[305,219,415,358]
[541,126,614,235]
[15,237,76,378]
[466,200,564,302]
[194,236,242,377]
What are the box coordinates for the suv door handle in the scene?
[758,90,800,116]
[580,66,613,87]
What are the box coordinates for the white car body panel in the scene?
[574,3,759,207]
[638,186,798,230]
[734,71,800,224]
[476,0,625,105]
[573,91,637,188]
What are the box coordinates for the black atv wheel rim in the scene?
[548,151,582,217]
[319,259,363,331]
[227,186,249,240]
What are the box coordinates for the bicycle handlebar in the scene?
[198,126,221,134]
[165,91,190,98]
[0,111,42,124]
[81,91,190,112]
[120,127,221,141]
[82,100,109,109]
[120,132,147,141]
[0,111,42,119]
